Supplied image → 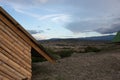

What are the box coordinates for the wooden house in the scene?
[0,7,55,80]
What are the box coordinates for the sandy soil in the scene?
[32,49,120,80]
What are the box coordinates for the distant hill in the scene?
[81,35,115,41]
[40,35,115,42]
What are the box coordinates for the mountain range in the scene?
[42,35,115,41]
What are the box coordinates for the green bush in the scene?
[84,46,101,53]
[46,48,74,58]
[57,50,74,58]
[32,57,46,62]
[45,48,61,60]
[32,48,74,62]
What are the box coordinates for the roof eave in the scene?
[0,7,55,63]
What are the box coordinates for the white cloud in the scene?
[32,34,47,40]
[27,30,44,34]
[51,14,71,23]
[1,0,48,7]
[4,0,71,23]
[14,9,40,18]
[39,14,71,23]
[95,22,120,34]
[1,0,120,36]
[65,15,120,34]
[36,0,48,4]
[15,9,71,23]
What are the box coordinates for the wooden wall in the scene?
[0,13,32,79]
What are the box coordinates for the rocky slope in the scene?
[32,49,120,80]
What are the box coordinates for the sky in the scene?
[0,0,120,40]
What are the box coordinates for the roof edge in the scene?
[0,7,55,63]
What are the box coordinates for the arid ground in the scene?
[32,40,120,80]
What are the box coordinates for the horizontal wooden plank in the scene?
[0,34,31,66]
[0,21,31,52]
[0,70,16,80]
[0,61,26,79]
[0,21,31,57]
[0,65,20,80]
[0,30,31,63]
[0,43,31,72]
[0,73,9,80]
[0,42,31,69]
[0,14,55,63]
[0,47,31,72]
[0,53,31,77]
[0,28,31,62]
[0,41,31,69]
[0,61,15,80]
[0,44,31,72]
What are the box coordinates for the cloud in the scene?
[1,0,120,36]
[32,34,47,40]
[13,8,71,23]
[46,28,51,30]
[96,23,120,34]
[66,21,91,33]
[2,0,120,16]
[94,17,120,34]
[1,0,49,9]
[65,16,120,34]
[2,0,120,22]
[27,30,44,34]
[65,18,104,33]
[36,0,48,4]
[38,14,71,23]
[4,0,120,15]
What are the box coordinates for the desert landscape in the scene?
[1,1,120,80]
[32,39,120,80]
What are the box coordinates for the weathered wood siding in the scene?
[0,13,32,79]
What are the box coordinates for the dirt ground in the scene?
[32,49,120,80]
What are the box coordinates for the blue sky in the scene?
[0,0,120,40]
